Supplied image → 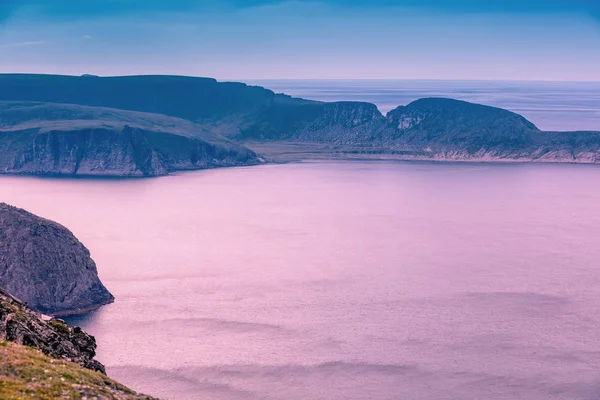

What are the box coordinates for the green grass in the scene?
[0,340,155,400]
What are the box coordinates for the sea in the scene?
[1,80,600,400]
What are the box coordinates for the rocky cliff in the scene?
[0,101,261,176]
[0,288,156,399]
[377,98,600,163]
[247,98,600,163]
[2,74,600,164]
[0,288,105,372]
[0,203,114,316]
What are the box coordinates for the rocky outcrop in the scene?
[0,289,157,399]
[0,203,114,316]
[0,287,104,372]
[2,74,600,164]
[378,98,600,163]
[245,97,600,164]
[0,101,261,176]
[385,98,539,144]
[236,99,385,142]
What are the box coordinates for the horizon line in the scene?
[0,72,599,84]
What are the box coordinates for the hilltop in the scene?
[1,74,599,166]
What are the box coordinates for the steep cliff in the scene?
[237,100,385,142]
[0,289,156,399]
[2,74,600,164]
[0,203,114,316]
[0,101,261,176]
[379,98,600,163]
[0,74,385,141]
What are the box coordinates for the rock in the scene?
[0,101,262,177]
[2,74,600,164]
[0,203,114,316]
[0,327,157,399]
[0,287,104,373]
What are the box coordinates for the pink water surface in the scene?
[2,161,600,400]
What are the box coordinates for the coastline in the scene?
[244,141,600,166]
[51,298,115,318]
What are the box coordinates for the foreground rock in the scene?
[0,203,114,316]
[0,288,105,372]
[0,289,156,399]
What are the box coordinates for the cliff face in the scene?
[0,203,114,316]
[246,98,600,164]
[379,99,600,163]
[0,289,156,399]
[0,74,385,142]
[236,100,385,142]
[0,126,258,177]
[0,101,261,176]
[2,74,600,165]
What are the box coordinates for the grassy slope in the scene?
[0,101,260,176]
[0,341,155,400]
[0,101,229,143]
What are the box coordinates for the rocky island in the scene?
[0,74,599,171]
[0,203,114,316]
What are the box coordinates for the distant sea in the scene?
[246,80,600,132]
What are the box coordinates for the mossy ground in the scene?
[0,340,155,400]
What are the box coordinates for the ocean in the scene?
[2,80,600,400]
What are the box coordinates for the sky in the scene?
[0,0,599,80]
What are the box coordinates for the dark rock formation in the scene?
[0,203,114,316]
[237,100,385,142]
[385,98,539,145]
[0,101,261,176]
[0,287,105,372]
[0,288,157,398]
[379,98,600,162]
[1,74,600,164]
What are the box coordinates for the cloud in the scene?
[82,35,92,39]
[0,40,46,48]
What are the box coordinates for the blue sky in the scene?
[1,0,599,80]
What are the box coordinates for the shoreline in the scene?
[244,141,600,167]
[1,145,599,181]
[51,298,115,318]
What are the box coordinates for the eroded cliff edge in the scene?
[1,74,600,165]
[0,288,156,399]
[0,101,262,177]
[0,203,114,316]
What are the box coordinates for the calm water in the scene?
[247,80,600,132]
[2,161,600,400]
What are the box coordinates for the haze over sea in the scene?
[2,80,600,400]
